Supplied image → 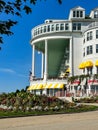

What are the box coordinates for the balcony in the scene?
[30,77,68,86]
[31,22,71,39]
[85,22,98,31]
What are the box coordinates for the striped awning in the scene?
[44,83,64,89]
[27,86,32,91]
[36,84,44,90]
[66,67,70,73]
[31,85,37,90]
[56,83,64,89]
[27,85,36,90]
[27,84,44,90]
[28,84,65,90]
[44,84,52,89]
[95,60,98,66]
[78,62,85,69]
[85,61,93,68]
[49,84,58,89]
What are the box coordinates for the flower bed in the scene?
[0,92,98,118]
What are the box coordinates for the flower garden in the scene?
[0,91,98,118]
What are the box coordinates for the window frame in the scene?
[96,44,98,53]
[86,45,93,55]
[96,30,98,39]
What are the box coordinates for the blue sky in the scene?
[0,0,98,93]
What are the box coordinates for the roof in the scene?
[91,7,98,11]
[71,6,85,11]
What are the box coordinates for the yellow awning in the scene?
[78,62,85,69]
[45,84,52,89]
[66,67,70,73]
[41,84,46,89]
[36,84,43,90]
[95,60,98,66]
[27,85,35,90]
[50,84,58,89]
[85,61,93,68]
[56,83,64,89]
[32,84,38,90]
[27,86,31,91]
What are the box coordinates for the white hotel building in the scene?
[28,6,98,97]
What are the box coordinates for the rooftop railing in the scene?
[86,22,98,30]
[32,22,71,38]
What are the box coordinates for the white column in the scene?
[32,44,35,78]
[69,38,73,76]
[89,85,91,96]
[41,53,44,78]
[44,39,48,81]
[86,85,89,97]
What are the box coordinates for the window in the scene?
[65,23,69,30]
[96,30,98,38]
[56,24,59,31]
[94,10,98,18]
[72,23,81,30]
[73,23,77,30]
[73,11,75,17]
[87,31,93,41]
[87,46,89,55]
[83,48,85,57]
[89,68,93,75]
[60,24,64,30]
[87,68,93,75]
[34,30,36,36]
[83,39,85,43]
[77,23,81,30]
[83,38,85,43]
[87,68,89,75]
[40,27,43,33]
[90,31,93,40]
[83,35,85,43]
[89,45,93,54]
[44,26,46,32]
[87,32,90,41]
[80,11,83,17]
[73,10,83,18]
[38,28,40,34]
[47,25,50,32]
[77,11,79,17]
[96,44,98,53]
[87,45,93,55]
[36,29,38,35]
[51,25,54,31]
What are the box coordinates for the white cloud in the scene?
[0,68,16,74]
[0,68,28,78]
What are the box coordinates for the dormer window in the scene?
[73,11,75,17]
[73,10,83,18]
[80,11,83,17]
[94,10,98,18]
[77,11,79,17]
[69,6,85,20]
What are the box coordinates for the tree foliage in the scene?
[0,0,62,46]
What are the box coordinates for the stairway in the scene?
[58,48,69,77]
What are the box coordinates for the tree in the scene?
[0,0,62,47]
